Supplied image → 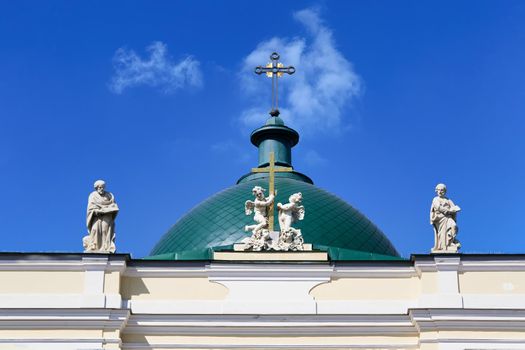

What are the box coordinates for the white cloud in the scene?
[240,8,361,135]
[109,41,202,94]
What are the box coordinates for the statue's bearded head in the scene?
[94,180,106,195]
[435,183,447,197]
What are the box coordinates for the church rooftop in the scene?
[147,52,400,261]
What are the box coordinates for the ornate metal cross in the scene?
[254,52,295,117]
[251,151,293,231]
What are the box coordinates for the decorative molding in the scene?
[316,299,417,314]
[126,295,525,318]
[0,308,130,330]
[434,256,461,271]
[0,340,106,350]
[123,265,208,278]
[410,309,525,331]
[414,256,461,275]
[128,300,224,315]
[0,259,87,271]
[122,343,419,350]
[412,254,525,274]
[332,265,417,278]
[0,294,120,309]
[0,339,115,343]
[421,338,525,344]
[123,314,417,336]
[459,259,525,272]
[0,255,127,272]
[5,253,525,275]
[207,263,333,314]
[413,259,438,275]
[206,263,334,280]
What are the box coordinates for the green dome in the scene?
[148,175,400,260]
[148,115,400,261]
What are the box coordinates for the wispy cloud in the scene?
[302,149,328,167]
[109,41,202,94]
[240,8,361,135]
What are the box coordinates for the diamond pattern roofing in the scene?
[148,176,400,260]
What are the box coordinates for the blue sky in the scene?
[0,1,524,258]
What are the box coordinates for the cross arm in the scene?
[251,166,293,173]
[254,66,296,75]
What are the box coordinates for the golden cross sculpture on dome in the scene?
[251,152,293,232]
[252,52,296,232]
[255,52,295,117]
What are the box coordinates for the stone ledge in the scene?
[213,250,328,261]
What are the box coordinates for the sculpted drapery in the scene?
[83,180,119,253]
[430,184,460,253]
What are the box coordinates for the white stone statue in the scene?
[276,192,305,251]
[83,180,119,253]
[243,186,275,251]
[430,183,461,253]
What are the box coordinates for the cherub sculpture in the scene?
[276,192,305,251]
[243,186,275,250]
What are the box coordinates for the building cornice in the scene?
[410,308,525,331]
[0,308,130,330]
[0,253,128,272]
[123,314,417,336]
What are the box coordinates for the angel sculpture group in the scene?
[243,186,305,251]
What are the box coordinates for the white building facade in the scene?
[0,253,524,350]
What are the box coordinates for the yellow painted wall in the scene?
[104,271,121,294]
[459,271,525,294]
[310,276,420,299]
[420,271,438,294]
[0,271,83,293]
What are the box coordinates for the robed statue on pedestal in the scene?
[83,180,119,253]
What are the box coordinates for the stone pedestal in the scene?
[213,249,328,261]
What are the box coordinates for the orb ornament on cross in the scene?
[254,52,295,117]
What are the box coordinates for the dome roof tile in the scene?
[148,177,400,260]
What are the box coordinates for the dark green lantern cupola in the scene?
[251,116,298,168]
[238,116,313,185]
